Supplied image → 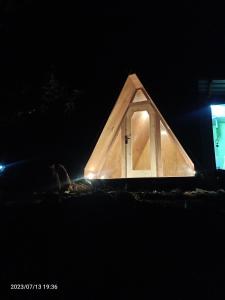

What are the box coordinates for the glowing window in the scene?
[131,111,151,170]
[210,104,225,170]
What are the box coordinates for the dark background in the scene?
[2,3,225,299]
[1,1,225,177]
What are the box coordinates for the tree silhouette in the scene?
[40,72,62,114]
[39,72,81,117]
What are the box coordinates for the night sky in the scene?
[1,1,225,174]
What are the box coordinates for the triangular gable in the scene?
[84,74,141,176]
[84,74,194,178]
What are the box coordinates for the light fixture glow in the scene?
[0,164,5,172]
[86,172,95,179]
[141,111,149,120]
[186,168,196,176]
[100,175,105,179]
[210,105,225,118]
[161,130,167,135]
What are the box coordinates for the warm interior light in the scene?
[100,175,105,179]
[211,105,225,118]
[86,172,95,179]
[141,111,149,120]
[161,130,167,135]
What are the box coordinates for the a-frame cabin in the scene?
[84,74,195,179]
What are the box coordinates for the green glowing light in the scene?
[211,104,225,170]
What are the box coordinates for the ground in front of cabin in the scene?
[0,190,225,299]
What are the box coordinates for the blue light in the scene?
[0,164,5,172]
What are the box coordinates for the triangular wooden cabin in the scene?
[84,74,195,179]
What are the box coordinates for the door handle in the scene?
[125,135,131,144]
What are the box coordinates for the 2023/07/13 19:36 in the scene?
[10,283,58,290]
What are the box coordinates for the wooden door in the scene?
[124,102,157,178]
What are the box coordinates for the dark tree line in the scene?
[39,73,81,117]
[0,72,82,124]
